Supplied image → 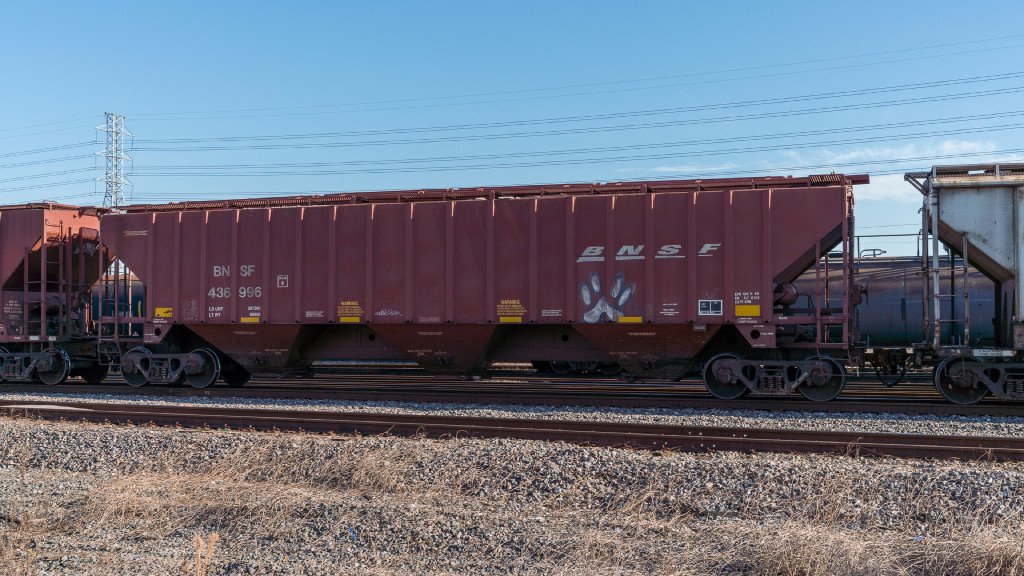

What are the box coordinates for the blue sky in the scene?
[2,0,1023,255]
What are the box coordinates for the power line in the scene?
[0,178,96,196]
[0,142,94,159]
[0,116,97,135]
[132,85,1024,153]
[130,121,1023,178]
[644,150,1024,182]
[0,168,96,185]
[133,115,1024,173]
[134,71,1024,146]
[859,223,922,229]
[129,37,1024,119]
[0,154,95,170]
[7,46,1024,202]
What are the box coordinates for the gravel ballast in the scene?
[1,414,1024,575]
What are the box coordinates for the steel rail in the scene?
[0,379,1021,417]
[1,400,1022,462]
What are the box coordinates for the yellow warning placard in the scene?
[617,316,643,323]
[240,317,260,323]
[735,305,761,317]
[155,308,173,317]
[499,316,522,323]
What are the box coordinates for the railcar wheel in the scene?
[35,348,71,386]
[934,356,988,405]
[77,363,109,385]
[0,346,7,383]
[798,355,846,402]
[120,347,151,387]
[222,365,251,387]
[549,361,573,375]
[702,353,748,399]
[185,348,221,389]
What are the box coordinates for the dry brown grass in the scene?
[0,432,1023,574]
[725,520,1024,576]
[0,523,38,576]
[0,453,47,576]
[181,533,218,576]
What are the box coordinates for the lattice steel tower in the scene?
[96,113,133,207]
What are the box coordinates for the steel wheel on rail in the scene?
[120,347,151,387]
[185,348,221,389]
[35,347,71,386]
[798,355,846,402]
[0,346,7,383]
[934,356,988,405]
[549,361,573,375]
[702,353,748,399]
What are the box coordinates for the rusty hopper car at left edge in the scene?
[100,173,868,398]
[0,203,112,385]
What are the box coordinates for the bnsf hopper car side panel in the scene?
[300,207,331,323]
[416,202,449,323]
[453,201,489,323]
[178,212,204,323]
[335,205,371,323]
[151,213,178,323]
[237,209,264,323]
[372,204,406,324]
[495,199,530,323]
[108,189,844,327]
[205,211,233,321]
[102,176,856,376]
[536,198,568,323]
[653,193,687,322]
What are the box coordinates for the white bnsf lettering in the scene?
[576,246,605,262]
[655,244,685,259]
[578,242,702,262]
[615,245,644,261]
[698,243,722,256]
[214,264,257,276]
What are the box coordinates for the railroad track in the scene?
[1,400,1021,462]
[1,376,1022,417]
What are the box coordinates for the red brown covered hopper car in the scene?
[100,174,866,400]
[0,204,109,384]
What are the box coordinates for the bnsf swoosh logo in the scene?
[575,244,720,263]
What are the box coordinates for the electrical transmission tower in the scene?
[96,113,133,207]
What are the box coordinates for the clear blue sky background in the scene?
[2,0,1023,255]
